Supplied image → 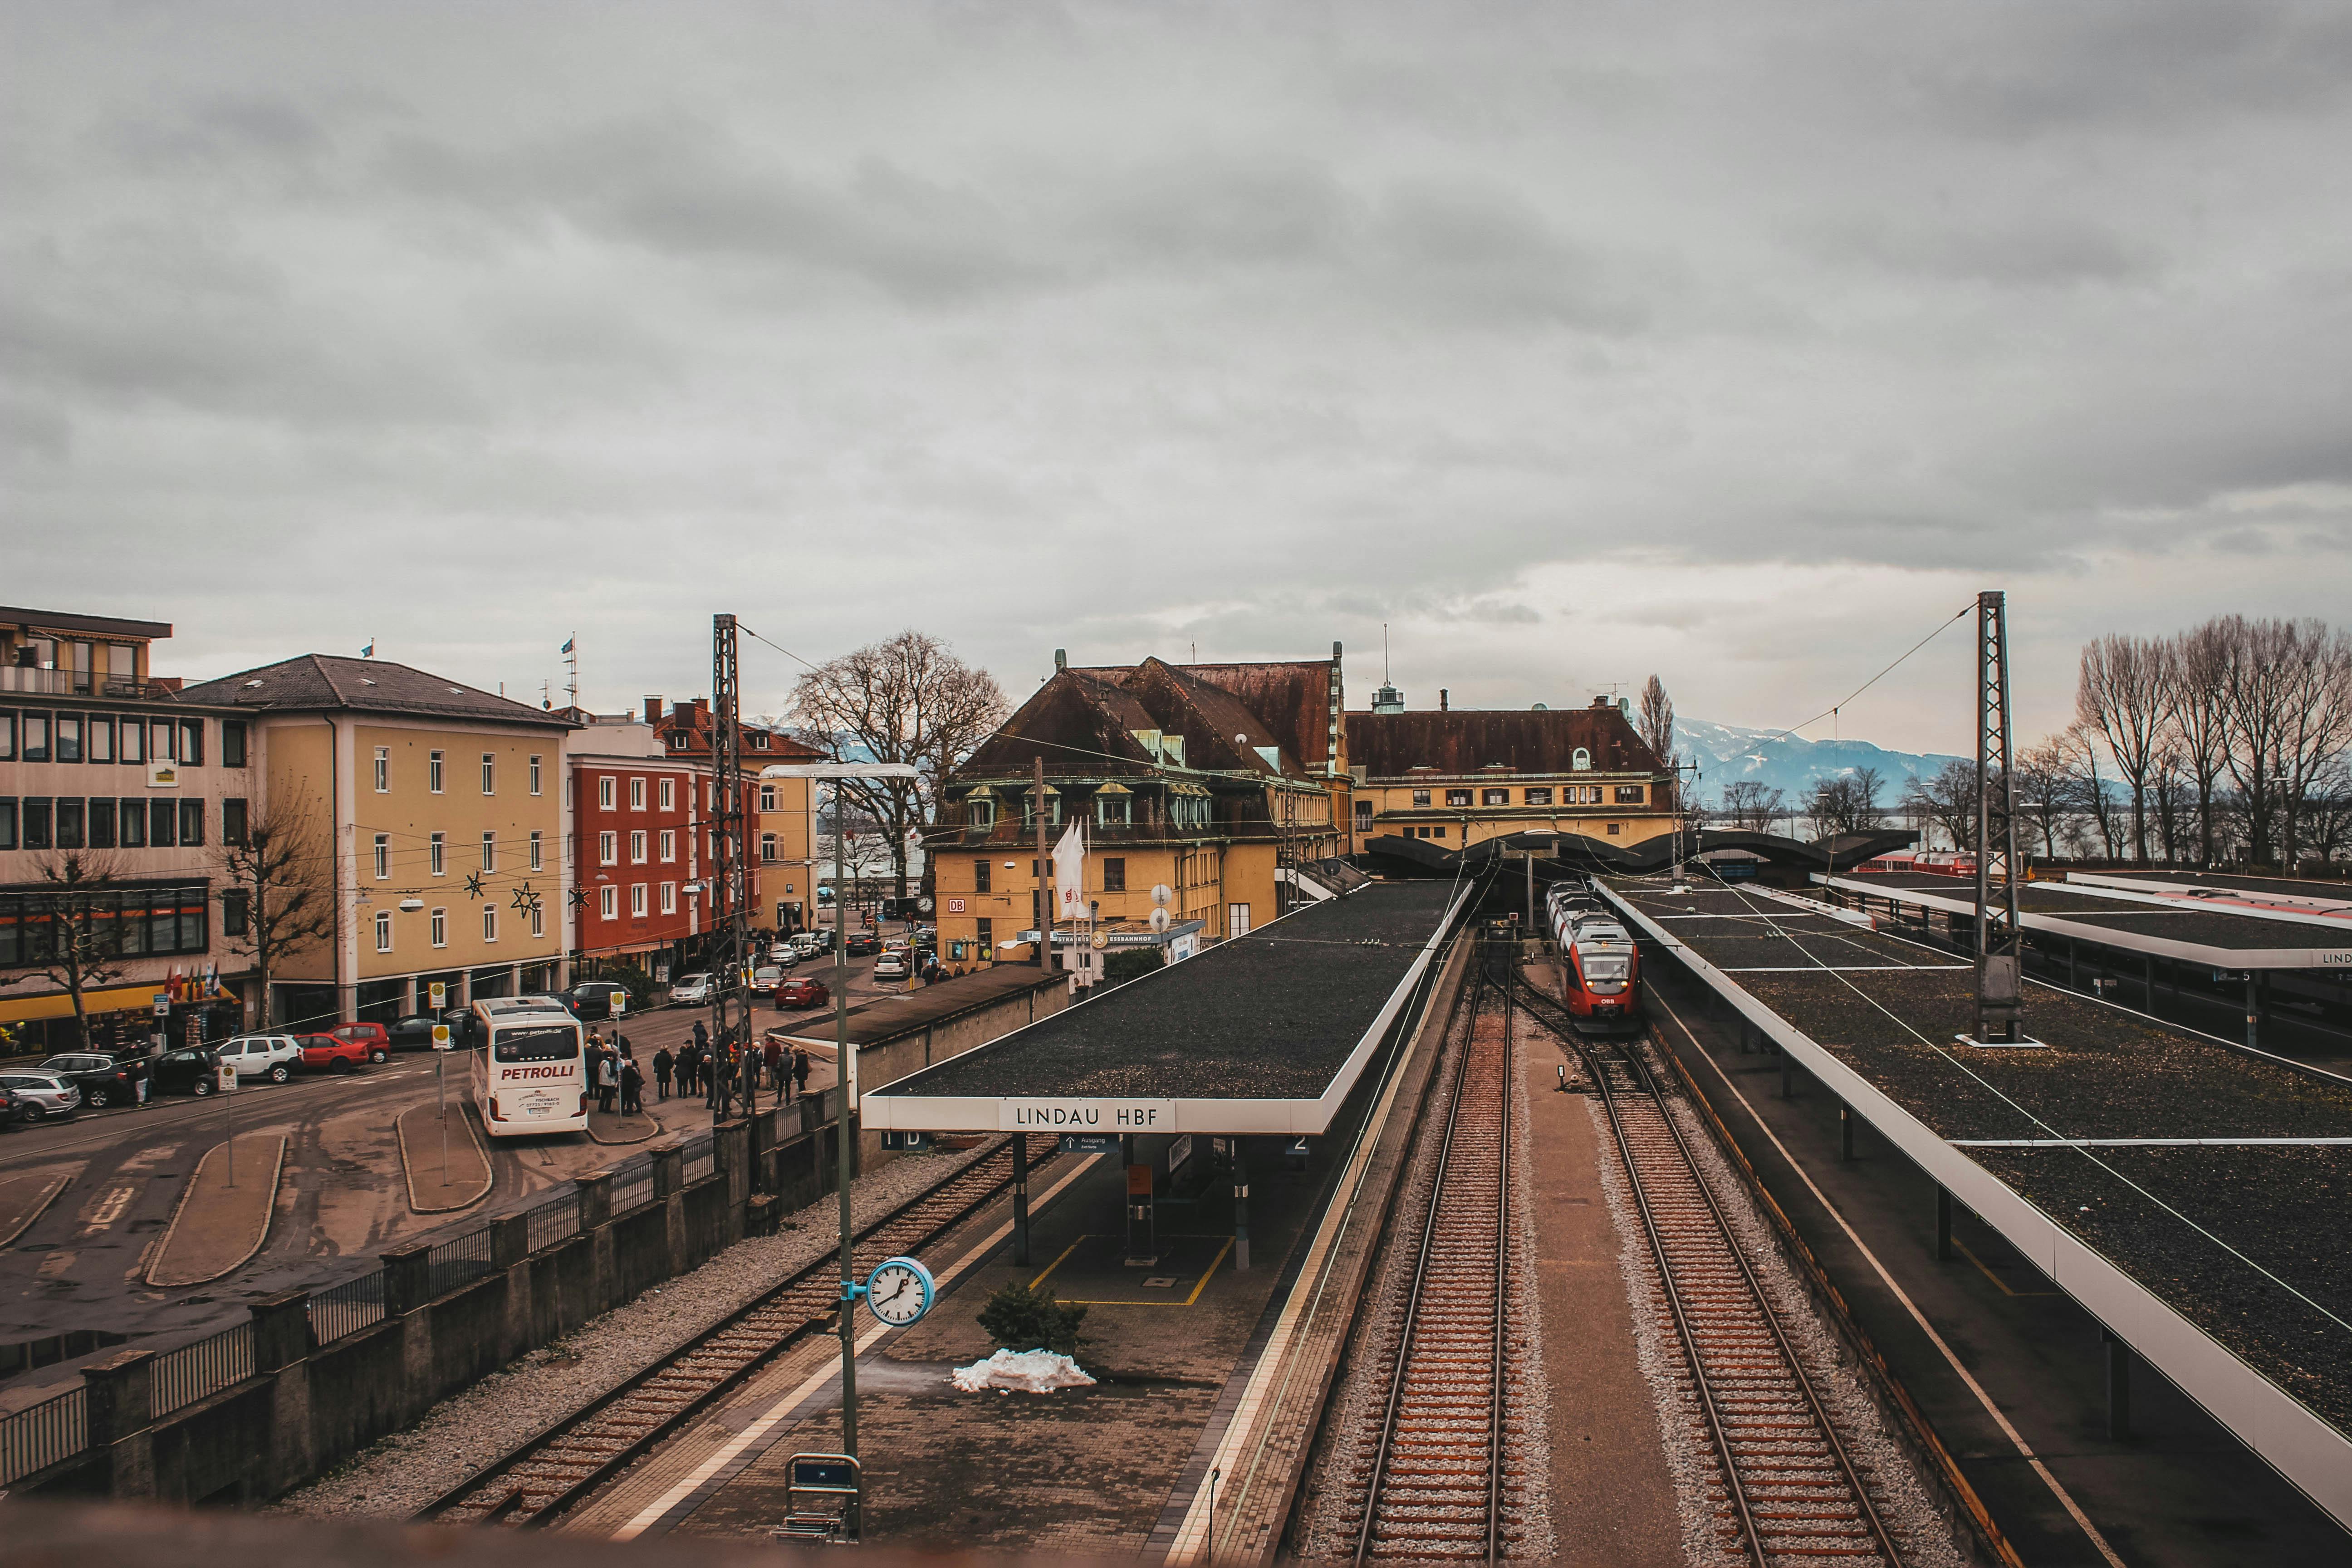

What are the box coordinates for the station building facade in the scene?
[175,655,578,1030]
[642,695,827,936]
[1345,696,1679,854]
[927,651,1347,970]
[0,606,263,1051]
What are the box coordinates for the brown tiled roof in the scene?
[957,656,1330,783]
[1078,655,1341,771]
[1346,706,1663,777]
[175,655,578,730]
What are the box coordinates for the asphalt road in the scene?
[0,939,920,1400]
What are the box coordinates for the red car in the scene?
[774,977,831,1009]
[325,1023,392,1063]
[297,1034,376,1072]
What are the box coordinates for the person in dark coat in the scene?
[652,1046,674,1101]
[620,1057,644,1115]
[792,1046,812,1102]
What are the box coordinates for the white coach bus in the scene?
[468,996,588,1137]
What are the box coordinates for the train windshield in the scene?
[1582,956,1630,982]
[493,1024,581,1063]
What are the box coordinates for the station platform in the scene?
[1602,873,2352,1537]
[865,880,1466,1137]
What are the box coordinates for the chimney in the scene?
[643,695,662,724]
[1440,688,1449,712]
[1055,648,1067,672]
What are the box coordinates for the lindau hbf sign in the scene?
[1001,1098,1176,1132]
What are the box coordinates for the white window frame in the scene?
[431,907,447,947]
[659,828,676,862]
[483,906,498,943]
[598,775,616,809]
[660,881,677,914]
[599,830,617,865]
[480,753,495,795]
[529,754,543,795]
[629,776,646,810]
[372,833,389,880]
[529,829,543,872]
[374,910,392,953]
[481,831,496,871]
[430,750,444,793]
[759,783,776,812]
[630,882,647,916]
[629,829,647,863]
[430,832,446,876]
[530,902,545,939]
[373,746,389,793]
[659,776,676,811]
[599,885,618,920]
[761,832,778,862]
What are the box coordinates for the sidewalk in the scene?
[397,1102,492,1212]
[144,1135,286,1288]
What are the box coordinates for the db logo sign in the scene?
[946,897,966,914]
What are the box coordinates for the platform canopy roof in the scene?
[863,879,1468,1136]
[1821,871,2352,972]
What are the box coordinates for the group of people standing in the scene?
[584,1032,644,1115]
[640,1020,814,1117]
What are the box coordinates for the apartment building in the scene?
[174,655,577,1028]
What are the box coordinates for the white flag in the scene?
[1054,820,1088,921]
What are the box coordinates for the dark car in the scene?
[0,1088,21,1128]
[151,1047,224,1097]
[775,976,830,1009]
[35,1051,151,1110]
[387,1014,440,1050]
[844,931,882,958]
[564,981,631,1021]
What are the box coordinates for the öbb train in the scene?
[1545,882,1644,1033]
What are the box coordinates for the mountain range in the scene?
[1670,717,1965,810]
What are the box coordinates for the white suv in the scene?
[217,1034,304,1084]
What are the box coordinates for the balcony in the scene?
[0,666,151,699]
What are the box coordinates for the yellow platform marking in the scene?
[1029,1233,1235,1307]
[1955,1235,2059,1298]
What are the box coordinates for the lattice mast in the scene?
[710,614,753,1063]
[1973,590,2025,1043]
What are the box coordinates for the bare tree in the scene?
[11,852,128,1052]
[2274,621,2352,867]
[2213,615,2299,866]
[2011,739,2073,861]
[2166,622,2233,865]
[2060,725,2121,858]
[1636,675,1676,766]
[1902,759,1980,852]
[1850,766,1885,829]
[211,799,336,1029]
[790,631,1007,900]
[1720,780,1784,833]
[2076,632,2175,864]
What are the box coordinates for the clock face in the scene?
[865,1258,933,1327]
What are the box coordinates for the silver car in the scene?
[0,1072,82,1122]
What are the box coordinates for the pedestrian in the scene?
[597,1049,620,1114]
[621,1057,644,1115]
[792,1046,811,1102]
[715,1044,736,1118]
[763,1035,783,1098]
[653,1045,674,1101]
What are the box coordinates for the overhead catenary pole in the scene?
[833,772,857,1462]
[1972,591,2026,1044]
[1034,754,1051,970]
[711,614,751,1117]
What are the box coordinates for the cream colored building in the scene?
[176,655,577,1029]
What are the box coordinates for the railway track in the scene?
[417,1133,1057,1529]
[1343,964,1526,1563]
[1516,980,1903,1568]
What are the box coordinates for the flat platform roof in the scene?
[772,965,1063,1049]
[1820,871,2352,970]
[1603,873,2352,1525]
[864,879,1467,1137]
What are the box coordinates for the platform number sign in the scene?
[863,1256,935,1327]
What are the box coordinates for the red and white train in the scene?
[1546,882,1644,1033]
[1855,849,1978,878]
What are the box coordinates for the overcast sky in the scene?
[9,2,2351,753]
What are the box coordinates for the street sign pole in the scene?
[431,1022,455,1184]
[219,1062,237,1188]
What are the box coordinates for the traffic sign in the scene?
[216,1063,237,1094]
[431,1023,452,1051]
[611,992,627,1019]
[429,981,447,1009]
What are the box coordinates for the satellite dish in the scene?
[1150,883,1172,906]
[1149,908,1171,934]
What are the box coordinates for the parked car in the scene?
[387,1014,441,1050]
[789,932,828,959]
[751,965,785,992]
[871,951,912,982]
[36,1051,152,1109]
[150,1048,224,1097]
[297,1033,375,1072]
[0,1087,22,1128]
[214,1034,304,1085]
[564,981,631,1020]
[845,931,882,957]
[775,976,830,1009]
[324,1023,392,1063]
[0,1070,82,1122]
[669,972,714,1006]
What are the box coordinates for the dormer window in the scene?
[1572,747,1592,770]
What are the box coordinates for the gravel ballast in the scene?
[270,1141,1000,1519]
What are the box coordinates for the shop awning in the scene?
[0,983,169,1025]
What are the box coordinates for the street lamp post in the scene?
[763,761,919,1470]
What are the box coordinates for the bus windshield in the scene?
[493,1025,581,1063]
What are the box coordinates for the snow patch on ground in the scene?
[950,1348,1097,1394]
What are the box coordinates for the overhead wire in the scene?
[1756,602,1974,746]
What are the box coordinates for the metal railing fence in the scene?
[308,1269,387,1346]
[425,1228,497,1299]
[147,1320,253,1419]
[0,1386,88,1486]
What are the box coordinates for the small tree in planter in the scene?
[976,1279,1088,1357]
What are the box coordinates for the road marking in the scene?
[1651,989,2127,1568]
[36,1249,76,1278]
[82,1185,135,1232]
[609,1152,1103,1541]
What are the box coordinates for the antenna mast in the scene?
[1972,590,2025,1044]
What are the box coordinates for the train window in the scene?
[1525,788,1553,806]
